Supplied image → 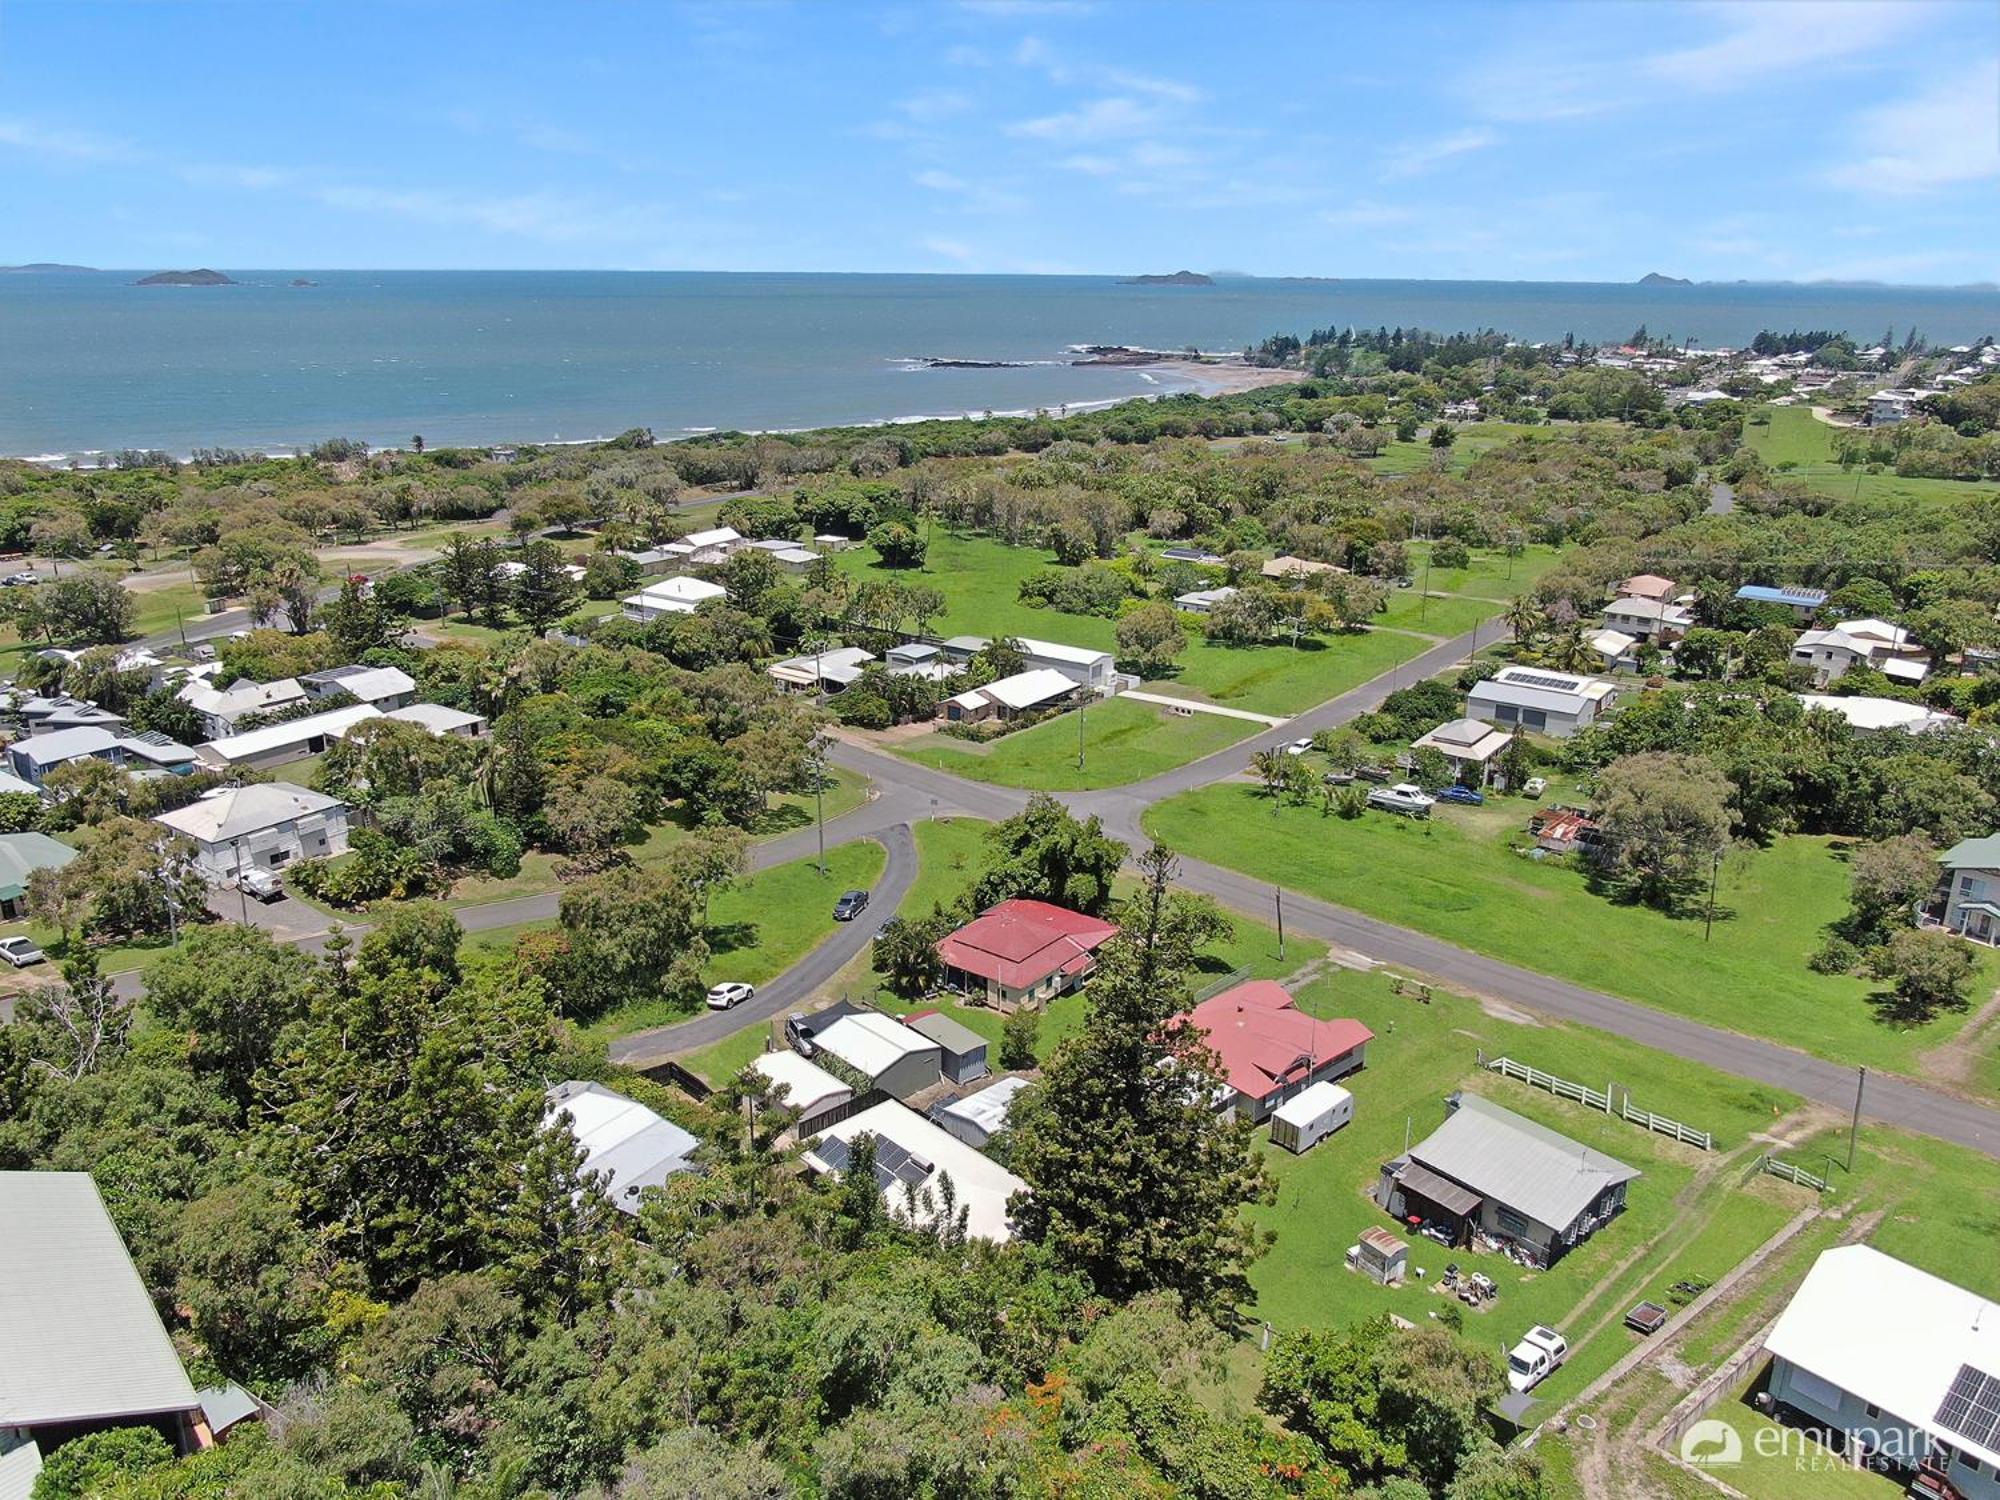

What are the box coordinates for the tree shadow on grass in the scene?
[704,920,760,959]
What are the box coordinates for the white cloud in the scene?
[1825,59,2000,194]
[899,89,973,122]
[914,168,968,192]
[1379,126,1499,179]
[1008,96,1167,141]
[0,118,141,164]
[920,234,978,264]
[1646,0,1937,91]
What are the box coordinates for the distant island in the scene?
[1120,270,1214,286]
[1,262,97,274]
[1637,272,1692,286]
[135,268,236,286]
[289,278,318,287]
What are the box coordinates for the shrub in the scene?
[1807,934,1859,975]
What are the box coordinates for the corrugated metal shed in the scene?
[1407,1093,1638,1230]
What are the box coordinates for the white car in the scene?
[1367,782,1436,817]
[1282,736,1316,756]
[0,935,45,967]
[706,981,755,1011]
[1505,1326,1569,1393]
[1523,776,1548,799]
[4,572,39,587]
[235,867,283,902]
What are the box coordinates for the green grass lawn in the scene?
[838,529,1511,718]
[1369,421,1556,475]
[437,766,870,911]
[1244,965,1805,1407]
[1404,540,1564,603]
[0,918,185,981]
[1145,783,1998,1079]
[1746,405,1999,510]
[896,696,1256,791]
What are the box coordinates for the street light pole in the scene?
[1704,846,1722,941]
[1847,1066,1866,1171]
[232,838,250,925]
[1275,885,1286,961]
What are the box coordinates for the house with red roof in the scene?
[935,898,1119,1011]
[1179,979,1373,1122]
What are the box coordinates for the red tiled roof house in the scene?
[935,898,1119,1011]
[1179,979,1373,1122]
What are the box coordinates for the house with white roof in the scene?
[543,1080,700,1217]
[1763,1245,2000,1500]
[767,645,876,695]
[177,675,310,738]
[383,703,488,738]
[810,1011,941,1099]
[620,575,727,622]
[942,667,1079,725]
[6,727,198,787]
[0,1172,207,1489]
[1797,694,1956,735]
[1466,665,1619,738]
[804,1099,1028,1243]
[300,664,417,710]
[1409,718,1515,786]
[194,703,384,772]
[153,782,351,883]
[1791,618,1930,686]
[743,538,823,574]
[1870,388,1936,426]
[1174,586,1239,614]
[750,1050,854,1135]
[1016,636,1115,691]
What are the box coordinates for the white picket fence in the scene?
[1477,1052,1715,1151]
[1759,1155,1831,1192]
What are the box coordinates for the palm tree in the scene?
[1503,594,1545,646]
[1546,625,1599,674]
[1251,748,1288,799]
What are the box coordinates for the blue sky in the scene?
[3,0,1996,283]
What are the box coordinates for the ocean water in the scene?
[3,269,1997,459]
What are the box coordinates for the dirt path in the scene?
[1917,982,2000,1088]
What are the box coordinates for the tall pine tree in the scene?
[1006,842,1271,1319]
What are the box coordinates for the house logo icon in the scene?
[1681,1419,1743,1466]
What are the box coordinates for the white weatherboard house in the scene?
[301,664,418,709]
[153,783,351,883]
[1791,618,1931,686]
[934,636,1114,693]
[177,675,310,738]
[620,575,727,622]
[767,645,876,695]
[543,1080,700,1217]
[1933,835,2000,946]
[0,1172,206,1489]
[1763,1245,2000,1500]
[1410,718,1514,786]
[1599,595,1692,643]
[806,1099,1028,1244]
[1466,666,1618,738]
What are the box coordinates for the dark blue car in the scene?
[1436,784,1485,806]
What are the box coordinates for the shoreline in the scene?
[9,358,1306,467]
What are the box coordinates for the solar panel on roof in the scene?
[813,1133,934,1193]
[1504,671,1584,692]
[1936,1365,2000,1453]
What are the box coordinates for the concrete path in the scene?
[1118,691,1288,727]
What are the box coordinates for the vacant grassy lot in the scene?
[1145,783,1998,1078]
[897,695,1254,791]
[1369,421,1555,475]
[838,530,1509,719]
[1247,964,1805,1408]
[1747,405,1999,510]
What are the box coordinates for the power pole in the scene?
[814,736,827,877]
[1275,885,1286,961]
[1076,688,1086,775]
[1704,846,1722,941]
[1846,1066,1866,1171]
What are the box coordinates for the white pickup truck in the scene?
[1505,1325,1569,1392]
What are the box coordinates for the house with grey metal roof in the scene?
[1375,1092,1639,1266]
[0,832,76,919]
[543,1081,700,1216]
[0,1172,205,1486]
[1466,665,1618,739]
[903,1010,990,1085]
[1931,835,2000,947]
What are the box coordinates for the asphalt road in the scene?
[103,595,2000,1159]
[607,823,918,1067]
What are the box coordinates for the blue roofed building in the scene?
[1734,583,1827,619]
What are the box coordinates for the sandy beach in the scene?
[1145,359,1310,397]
